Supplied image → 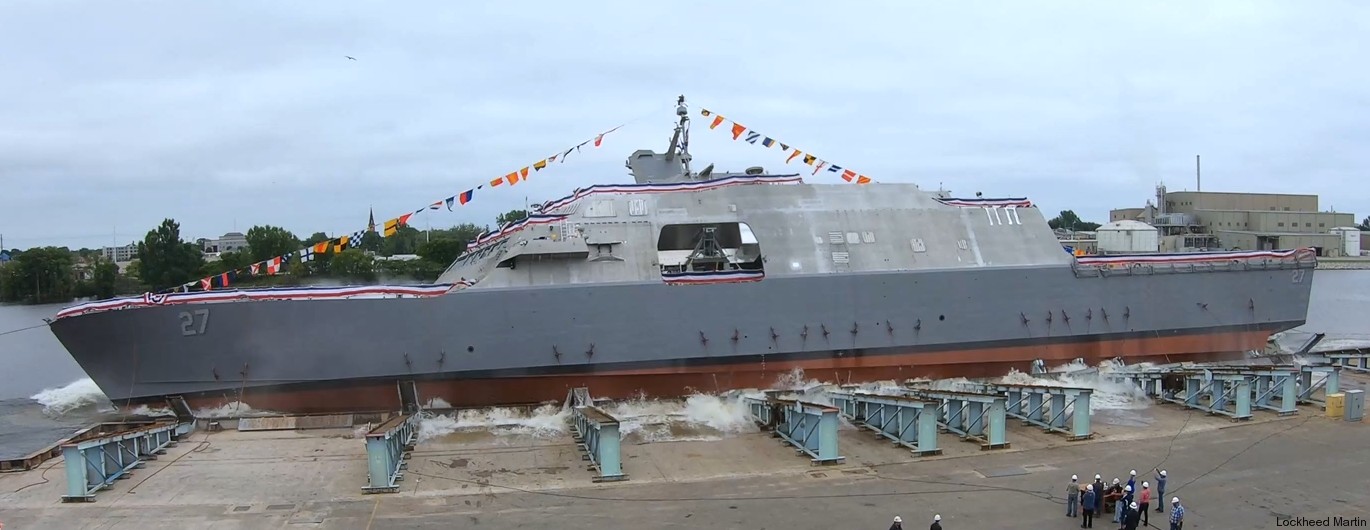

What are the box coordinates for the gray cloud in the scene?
[2,0,1367,250]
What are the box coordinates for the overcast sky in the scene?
[1,1,1367,251]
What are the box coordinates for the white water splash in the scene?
[129,404,175,417]
[423,397,453,409]
[192,401,280,418]
[417,403,570,442]
[29,378,114,415]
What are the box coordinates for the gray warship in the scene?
[49,99,1318,413]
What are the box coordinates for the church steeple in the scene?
[367,207,377,233]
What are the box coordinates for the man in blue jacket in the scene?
[1081,484,1096,528]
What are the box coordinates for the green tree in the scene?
[429,223,486,244]
[245,225,300,263]
[1048,210,1101,232]
[91,258,118,300]
[329,248,375,281]
[0,247,75,303]
[381,225,423,256]
[360,231,383,253]
[305,232,331,245]
[137,219,205,290]
[206,251,251,275]
[1358,216,1370,231]
[417,239,467,267]
[496,209,528,226]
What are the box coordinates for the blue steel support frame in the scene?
[362,413,421,494]
[60,421,184,502]
[1298,366,1341,405]
[1161,371,1253,420]
[904,389,1009,450]
[1328,352,1370,374]
[571,405,627,482]
[1246,369,1299,415]
[966,383,1094,441]
[745,397,845,465]
[830,392,941,456]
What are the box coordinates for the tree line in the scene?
[0,209,527,304]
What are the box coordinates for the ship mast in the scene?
[664,95,693,177]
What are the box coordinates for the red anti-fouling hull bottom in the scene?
[163,329,1272,415]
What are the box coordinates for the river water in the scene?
[2,270,1368,458]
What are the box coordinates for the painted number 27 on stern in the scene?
[178,309,210,336]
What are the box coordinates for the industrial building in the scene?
[101,242,139,263]
[197,232,249,255]
[1110,185,1363,256]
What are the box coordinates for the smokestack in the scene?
[1196,155,1201,192]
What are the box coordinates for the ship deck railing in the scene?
[1070,254,1316,278]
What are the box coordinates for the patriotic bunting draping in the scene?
[162,123,627,294]
[698,108,872,184]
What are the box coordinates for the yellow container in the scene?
[1326,393,1345,418]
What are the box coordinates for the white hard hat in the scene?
[1087,484,1094,491]
[1130,502,1138,509]
[1125,485,1132,492]
[1095,474,1101,479]
[1113,478,1120,484]
[1172,497,1180,504]
[1160,470,1167,476]
[1130,469,1136,476]
[893,516,902,523]
[934,515,941,521]
[1143,481,1149,488]
[1072,474,1078,480]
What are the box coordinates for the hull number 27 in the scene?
[1291,269,1306,284]
[179,309,210,336]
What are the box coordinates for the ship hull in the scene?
[49,264,1314,414]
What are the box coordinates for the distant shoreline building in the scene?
[197,232,249,257]
[1111,185,1362,256]
[101,242,139,262]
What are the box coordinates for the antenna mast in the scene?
[664,95,692,176]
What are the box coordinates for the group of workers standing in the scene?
[1066,467,1184,529]
[888,514,940,530]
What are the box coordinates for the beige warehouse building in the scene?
[1110,186,1361,256]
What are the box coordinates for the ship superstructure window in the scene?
[657,222,763,273]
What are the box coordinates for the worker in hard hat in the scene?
[1092,475,1105,516]
[1067,474,1080,517]
[1169,497,1185,530]
[1138,481,1152,526]
[1153,468,1168,512]
[1126,469,1137,493]
[1122,501,1141,530]
[889,515,903,530]
[1081,484,1096,528]
[929,514,942,530]
[1110,478,1124,523]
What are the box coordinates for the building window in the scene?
[1277,222,1285,227]
[1284,207,1290,211]
[1319,223,1325,228]
[1305,223,1311,227]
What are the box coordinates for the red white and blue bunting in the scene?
[56,284,455,320]
[662,269,766,285]
[1076,248,1315,267]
